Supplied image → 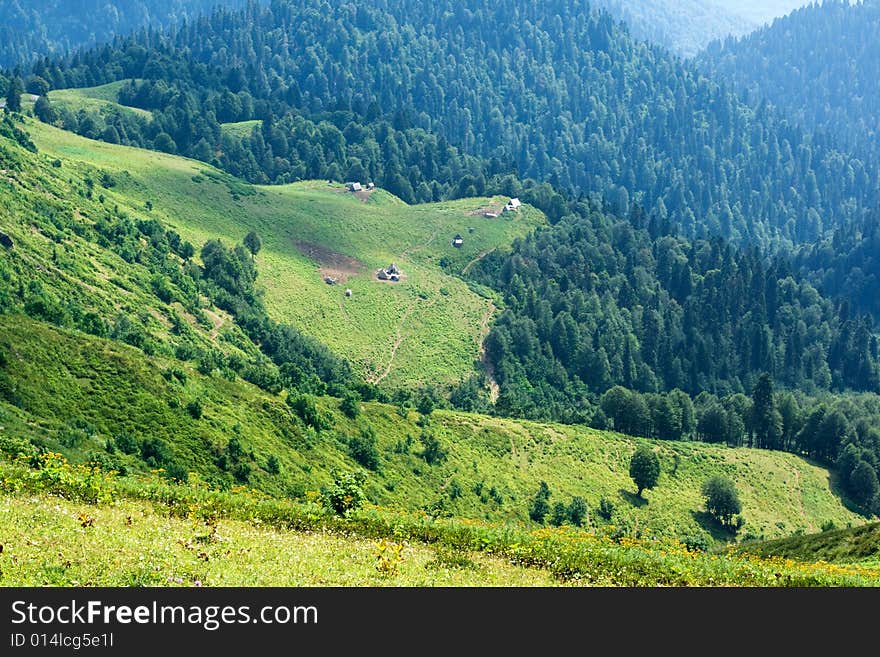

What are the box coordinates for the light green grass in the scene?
[25,119,543,389]
[220,120,261,139]
[1,457,877,587]
[47,81,153,120]
[0,494,555,586]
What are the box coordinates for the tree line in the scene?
[6,0,878,253]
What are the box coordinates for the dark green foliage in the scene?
[265,454,280,475]
[140,437,172,468]
[602,387,651,438]
[700,0,880,162]
[416,389,438,417]
[567,496,588,527]
[340,390,361,419]
[0,1,251,68]
[848,461,879,513]
[419,430,447,465]
[597,497,615,521]
[795,212,880,322]
[751,374,782,451]
[232,461,251,483]
[186,398,203,420]
[36,0,879,252]
[528,481,551,524]
[701,476,742,528]
[349,426,380,471]
[243,230,262,258]
[163,461,189,483]
[113,432,139,455]
[629,446,660,498]
[4,77,22,113]
[549,501,569,527]
[681,532,711,553]
[287,394,330,432]
[321,470,367,516]
[199,237,360,396]
[33,96,56,124]
[474,196,879,424]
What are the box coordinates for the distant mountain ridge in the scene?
[0,0,251,68]
[593,0,812,58]
[699,0,879,160]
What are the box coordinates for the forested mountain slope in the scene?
[2,114,869,546]
[699,0,879,161]
[7,0,877,252]
[0,0,250,68]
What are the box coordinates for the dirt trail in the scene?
[462,248,496,276]
[367,298,436,385]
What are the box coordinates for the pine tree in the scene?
[4,76,22,113]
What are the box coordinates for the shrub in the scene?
[549,501,569,527]
[419,431,447,465]
[349,426,380,471]
[187,398,203,419]
[288,394,331,431]
[568,496,588,527]
[113,433,139,455]
[681,532,711,553]
[140,437,172,468]
[321,470,366,516]
[629,446,660,497]
[598,497,616,521]
[266,455,281,475]
[163,462,189,483]
[232,462,251,483]
[529,481,551,524]
[340,390,361,419]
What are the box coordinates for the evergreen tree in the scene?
[751,373,782,450]
[4,76,22,113]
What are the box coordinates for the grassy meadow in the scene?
[23,116,542,390]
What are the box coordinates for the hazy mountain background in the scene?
[594,0,816,57]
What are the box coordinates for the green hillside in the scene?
[22,118,543,390]
[2,110,877,586]
[46,82,153,121]
[0,315,866,542]
[738,522,880,567]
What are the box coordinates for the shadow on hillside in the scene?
[824,465,875,519]
[618,488,648,508]
[690,510,738,543]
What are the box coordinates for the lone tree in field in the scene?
[243,230,262,259]
[629,446,660,498]
[701,476,742,528]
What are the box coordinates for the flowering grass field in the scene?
[1,453,877,587]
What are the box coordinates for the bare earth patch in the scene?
[293,239,366,283]
[329,185,376,203]
[470,204,504,216]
